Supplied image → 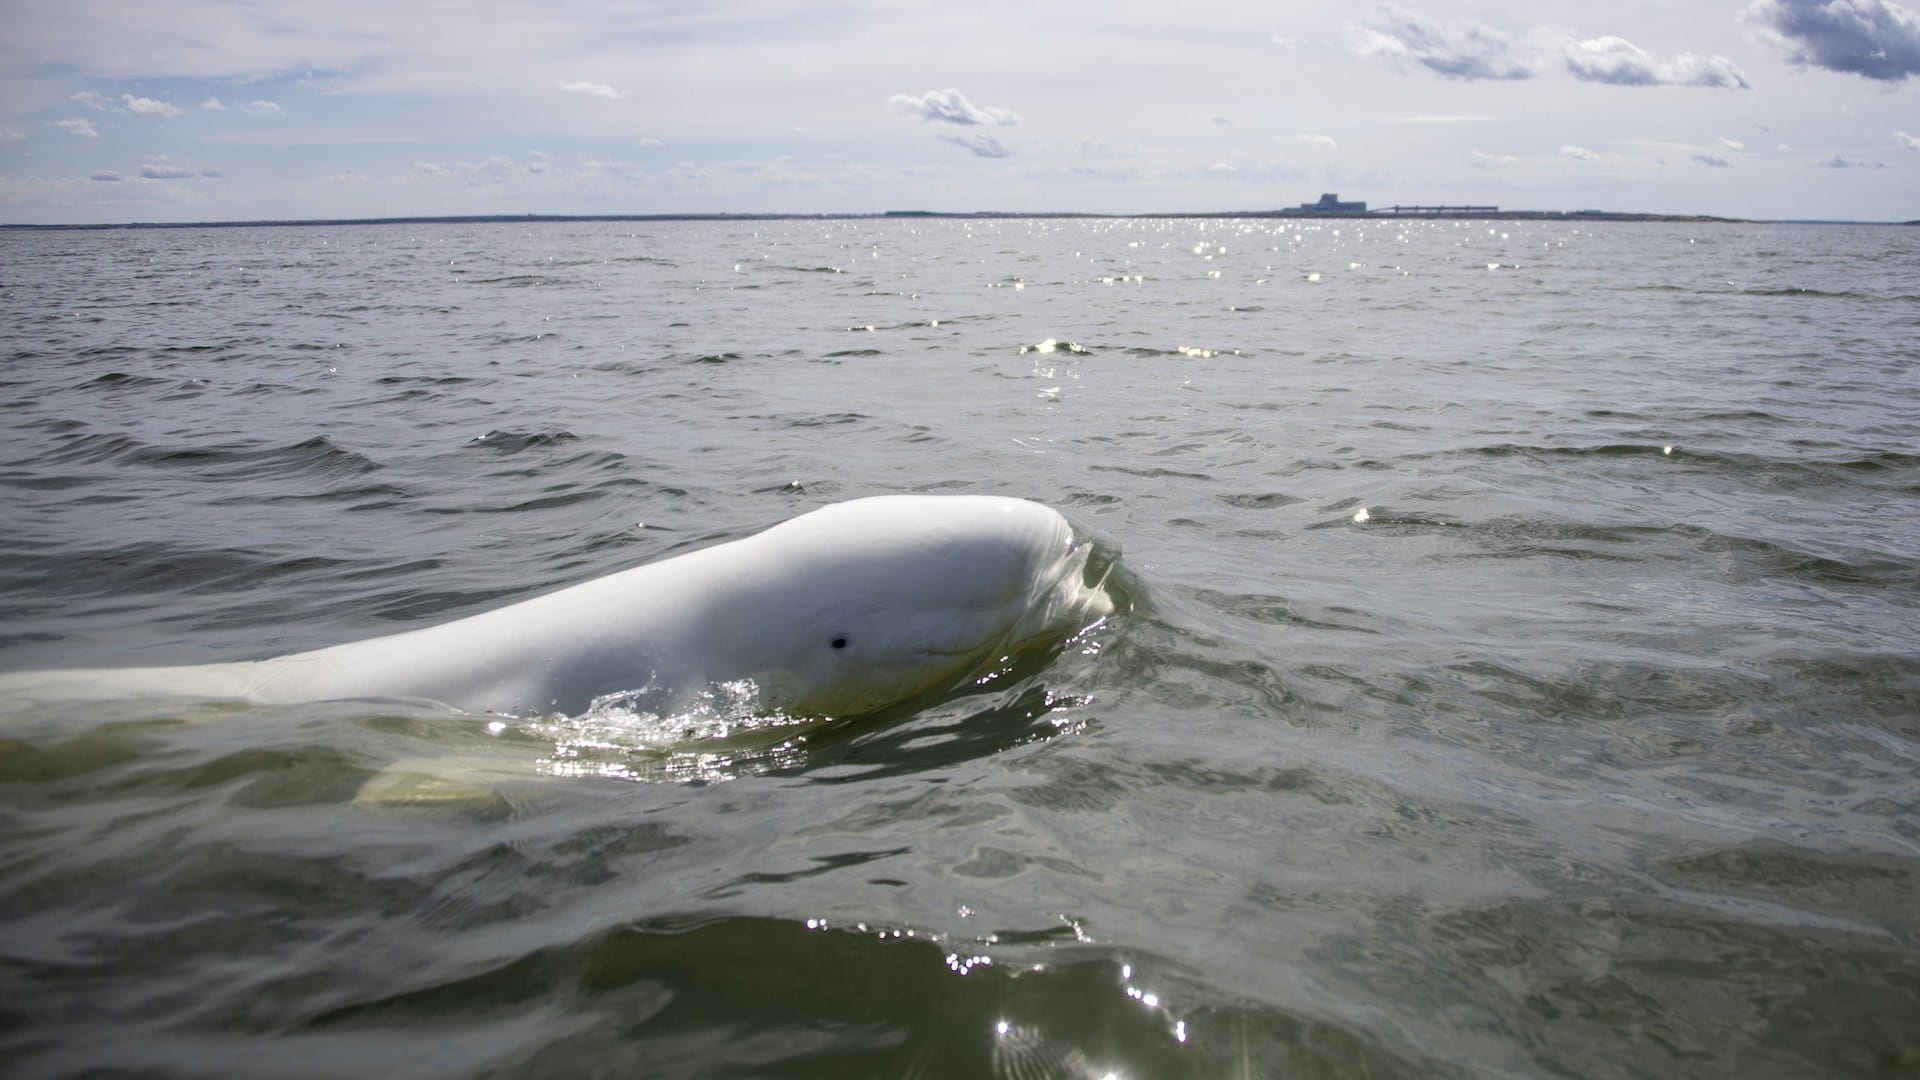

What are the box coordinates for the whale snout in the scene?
[717,497,1115,720]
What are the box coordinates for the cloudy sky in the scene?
[3,0,1917,224]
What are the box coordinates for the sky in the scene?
[2,0,1917,225]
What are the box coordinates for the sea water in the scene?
[1,218,1916,1077]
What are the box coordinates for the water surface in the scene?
[2,218,1917,1077]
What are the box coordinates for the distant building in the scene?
[1294,192,1367,214]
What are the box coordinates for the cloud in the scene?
[1898,130,1920,149]
[200,169,224,178]
[72,90,114,111]
[463,155,519,184]
[1814,153,1889,167]
[1719,136,1746,149]
[1295,133,1338,149]
[122,94,184,117]
[139,163,196,179]
[558,80,627,101]
[1470,149,1518,168]
[1745,0,1920,81]
[202,97,227,111]
[1358,7,1531,80]
[887,88,1018,126]
[1691,153,1735,167]
[1562,145,1601,160]
[241,99,282,116]
[1562,36,1751,87]
[0,128,22,141]
[90,170,123,182]
[939,133,1011,158]
[54,117,99,137]
[635,137,663,148]
[1670,53,1757,87]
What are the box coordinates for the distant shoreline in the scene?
[4,210,1916,230]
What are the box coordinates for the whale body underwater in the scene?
[1,496,1115,719]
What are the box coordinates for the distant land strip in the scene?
[5,210,1917,230]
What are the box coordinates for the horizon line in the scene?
[5,209,1917,230]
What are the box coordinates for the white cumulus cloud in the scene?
[202,97,227,111]
[1562,145,1601,160]
[72,90,114,111]
[54,117,99,137]
[122,94,183,117]
[1814,153,1889,167]
[887,88,1018,126]
[241,100,281,116]
[559,80,627,100]
[940,133,1011,158]
[1745,0,1920,81]
[1296,134,1338,149]
[1897,130,1920,149]
[139,163,196,179]
[1562,36,1751,88]
[1358,7,1532,80]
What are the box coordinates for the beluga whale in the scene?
[0,496,1115,720]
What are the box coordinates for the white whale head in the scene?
[674,495,1113,718]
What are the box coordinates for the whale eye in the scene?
[830,636,848,650]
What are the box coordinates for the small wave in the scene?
[374,374,482,386]
[75,371,170,391]
[1218,491,1304,510]
[0,540,316,599]
[463,430,579,454]
[785,412,870,428]
[122,435,384,482]
[1465,442,1676,460]
[36,431,145,466]
[466,489,609,514]
[1684,527,1917,589]
[1740,286,1873,301]
[281,914,1337,1076]
[463,274,569,287]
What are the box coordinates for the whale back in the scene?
[0,496,1113,719]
